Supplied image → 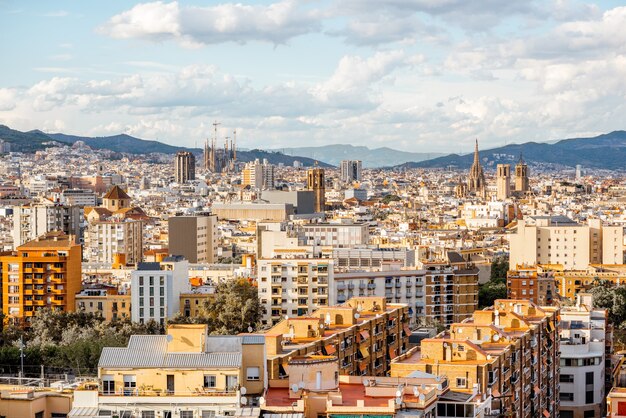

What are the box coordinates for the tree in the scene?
[381,194,401,204]
[478,279,507,308]
[169,278,262,335]
[490,255,509,280]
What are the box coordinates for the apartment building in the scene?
[391,299,560,418]
[84,219,143,265]
[340,159,362,183]
[264,296,410,380]
[332,263,478,327]
[559,293,610,418]
[180,291,215,317]
[168,213,218,263]
[257,257,333,326]
[507,264,558,305]
[71,324,266,417]
[510,216,624,269]
[333,246,416,271]
[241,158,274,190]
[0,231,81,326]
[130,257,190,325]
[300,222,369,248]
[60,188,97,206]
[12,203,83,247]
[75,288,131,322]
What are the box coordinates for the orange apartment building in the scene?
[264,296,410,380]
[507,264,558,305]
[0,231,81,326]
[391,299,560,418]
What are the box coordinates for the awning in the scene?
[491,389,500,397]
[360,347,370,358]
[404,324,412,335]
[359,361,367,371]
[325,344,337,355]
[389,347,397,358]
[547,321,554,332]
[543,410,550,418]
[360,330,370,341]
[534,385,541,395]
[69,407,99,418]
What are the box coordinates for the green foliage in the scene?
[490,255,509,281]
[478,278,507,309]
[0,309,161,375]
[590,282,626,328]
[168,279,262,334]
[381,194,401,204]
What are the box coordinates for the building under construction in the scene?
[204,121,237,174]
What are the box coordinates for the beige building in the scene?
[212,203,293,222]
[391,299,560,418]
[265,297,410,380]
[174,151,195,184]
[75,289,131,322]
[168,214,218,263]
[241,158,274,190]
[0,385,72,418]
[496,163,511,200]
[84,219,143,265]
[510,216,624,269]
[71,324,266,417]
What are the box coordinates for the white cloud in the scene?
[98,0,321,46]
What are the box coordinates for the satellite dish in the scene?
[298,381,305,389]
[419,394,425,402]
[363,379,370,387]
[354,313,360,319]
[291,384,299,392]
[493,334,500,342]
[248,326,253,333]
[166,335,173,342]
[259,397,265,404]
[240,396,248,405]
[395,390,402,397]
[285,315,289,320]
[413,386,419,397]
[395,397,402,405]
[240,387,247,395]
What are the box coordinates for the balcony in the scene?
[385,282,393,289]
[367,283,376,289]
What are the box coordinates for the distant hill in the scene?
[0,125,62,152]
[397,131,626,170]
[0,126,330,167]
[272,144,444,167]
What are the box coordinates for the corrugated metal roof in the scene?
[127,335,168,351]
[98,346,164,368]
[164,352,241,368]
[242,335,265,345]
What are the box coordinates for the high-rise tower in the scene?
[467,139,486,198]
[515,153,529,193]
[496,164,511,200]
[174,151,196,183]
[307,166,325,213]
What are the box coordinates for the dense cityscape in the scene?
[3,1,626,417]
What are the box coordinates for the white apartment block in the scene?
[510,216,624,270]
[331,264,478,327]
[12,203,83,247]
[333,246,416,271]
[300,222,369,248]
[84,219,143,264]
[242,158,275,190]
[559,293,609,418]
[257,257,333,326]
[130,257,190,325]
[60,189,97,206]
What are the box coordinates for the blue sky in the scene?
[1,0,625,152]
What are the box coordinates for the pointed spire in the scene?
[518,152,525,165]
[473,138,480,165]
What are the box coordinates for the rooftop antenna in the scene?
[233,129,237,161]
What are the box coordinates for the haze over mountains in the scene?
[395,131,626,170]
[270,145,445,168]
[1,124,626,169]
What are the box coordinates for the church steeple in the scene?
[473,138,480,165]
[468,138,486,198]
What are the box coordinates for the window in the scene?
[583,411,595,418]
[559,374,574,383]
[226,375,238,391]
[180,412,193,418]
[204,375,216,388]
[247,367,260,381]
[123,375,136,395]
[102,374,115,394]
[456,377,467,388]
[560,392,574,401]
[141,412,155,418]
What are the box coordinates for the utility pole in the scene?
[19,335,24,382]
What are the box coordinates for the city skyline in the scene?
[1,0,625,153]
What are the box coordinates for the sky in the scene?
[1,0,625,153]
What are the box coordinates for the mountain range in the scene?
[271,144,444,167]
[395,131,626,170]
[0,125,330,167]
[1,124,626,169]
